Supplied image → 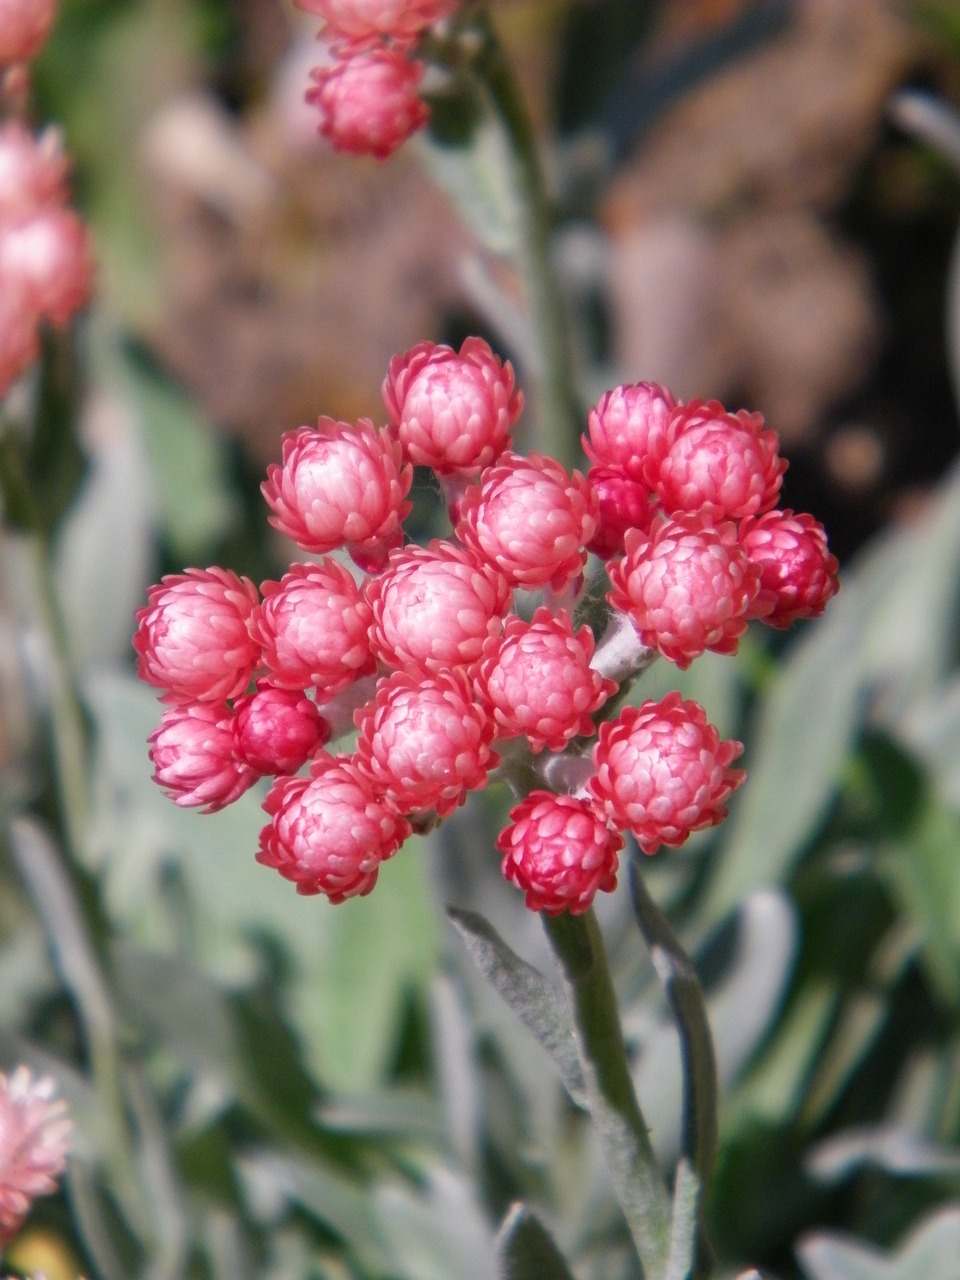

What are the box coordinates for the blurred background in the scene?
[4,2,960,1278]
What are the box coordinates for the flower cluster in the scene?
[135,339,838,915]
[0,0,93,399]
[298,0,458,159]
[0,1066,71,1246]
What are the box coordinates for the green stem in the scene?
[629,861,718,1279]
[542,908,673,1278]
[469,8,581,469]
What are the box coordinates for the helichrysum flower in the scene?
[134,567,260,704]
[477,608,616,753]
[149,703,259,811]
[231,682,330,775]
[497,792,623,916]
[0,1066,71,1245]
[306,47,430,160]
[258,753,411,901]
[297,0,457,48]
[607,515,760,669]
[741,508,840,628]
[588,693,745,853]
[0,208,93,327]
[0,0,57,65]
[366,540,511,674]
[586,465,655,560]
[383,337,523,475]
[582,381,675,482]
[0,123,68,224]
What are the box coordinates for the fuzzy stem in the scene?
[542,908,673,1278]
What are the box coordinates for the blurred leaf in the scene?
[448,907,587,1108]
[418,115,522,259]
[797,1205,960,1280]
[807,1126,960,1184]
[373,1166,497,1280]
[496,1203,577,1280]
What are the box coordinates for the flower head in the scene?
[456,451,598,592]
[741,508,839,628]
[306,47,429,159]
[586,465,656,560]
[297,0,457,48]
[582,381,675,482]
[149,703,259,811]
[232,682,329,775]
[588,693,745,853]
[498,791,623,915]
[258,753,411,901]
[134,568,260,704]
[0,1066,71,1245]
[262,418,412,570]
[0,0,57,66]
[383,337,522,475]
[0,208,93,327]
[0,123,67,225]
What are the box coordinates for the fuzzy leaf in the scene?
[797,1205,960,1280]
[495,1203,577,1280]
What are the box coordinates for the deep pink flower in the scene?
[257,753,411,901]
[497,791,623,916]
[0,0,57,65]
[582,381,675,482]
[366,539,511,674]
[383,337,523,475]
[477,607,615,752]
[740,508,840,628]
[306,47,429,160]
[232,682,329,775]
[149,703,258,811]
[586,465,656,559]
[588,693,745,853]
[254,559,376,696]
[262,418,412,570]
[0,123,67,225]
[0,208,93,327]
[134,568,260,704]
[354,668,499,817]
[607,515,760,668]
[456,451,599,592]
[655,400,785,521]
[0,1066,71,1244]
[296,0,457,47]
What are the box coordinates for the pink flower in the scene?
[607,515,760,668]
[0,1066,71,1245]
[0,0,57,65]
[456,451,599,592]
[0,277,38,397]
[383,337,523,475]
[740,508,840,628]
[232,682,329,774]
[655,400,785,521]
[497,791,623,916]
[588,693,745,853]
[476,607,615,752]
[366,539,511,674]
[586,465,656,560]
[149,703,258,811]
[0,123,68,225]
[296,0,457,47]
[134,568,260,704]
[306,47,429,160]
[254,559,375,696]
[354,668,499,817]
[261,418,412,570]
[0,208,93,327]
[582,381,675,482]
[257,753,411,901]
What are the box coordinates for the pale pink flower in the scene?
[232,682,329,775]
[477,607,615,752]
[0,0,57,65]
[134,567,260,704]
[740,508,840,628]
[257,753,411,901]
[0,123,67,225]
[262,418,412,570]
[354,668,499,817]
[586,465,656,560]
[456,451,599,592]
[588,693,745,853]
[607,515,760,668]
[366,539,511,674]
[254,559,375,696]
[582,381,675,482]
[498,791,623,916]
[149,703,258,811]
[383,337,523,475]
[296,0,457,47]
[0,208,93,327]
[306,47,429,160]
[655,400,785,521]
[0,1066,71,1244]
